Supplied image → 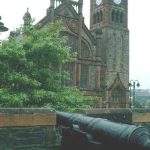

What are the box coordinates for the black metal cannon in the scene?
[56,111,150,150]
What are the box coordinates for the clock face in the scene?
[113,0,122,4]
[96,0,102,6]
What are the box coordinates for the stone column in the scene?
[76,0,83,87]
[95,30,102,90]
[78,0,83,58]
[73,63,77,85]
[76,63,81,87]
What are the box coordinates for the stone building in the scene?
[24,0,129,108]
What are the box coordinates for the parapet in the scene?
[0,108,59,150]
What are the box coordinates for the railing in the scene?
[56,111,150,150]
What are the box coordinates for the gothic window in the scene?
[61,33,77,86]
[120,12,123,23]
[112,90,119,101]
[112,10,115,22]
[116,11,119,22]
[66,34,77,52]
[112,88,122,101]
[100,10,103,22]
[80,64,89,89]
[112,10,124,23]
[81,42,89,58]
[112,33,115,62]
[113,33,117,63]
[93,14,96,24]
[62,63,75,86]
[121,35,124,69]
[96,12,100,23]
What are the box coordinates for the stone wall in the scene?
[132,108,150,123]
[76,108,132,124]
[77,108,150,130]
[132,108,150,132]
[3,108,150,149]
[0,109,59,150]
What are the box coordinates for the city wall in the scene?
[0,109,59,150]
[0,108,150,149]
[77,108,150,126]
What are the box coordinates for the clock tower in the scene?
[90,0,129,108]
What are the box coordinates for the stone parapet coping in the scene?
[76,108,150,123]
[76,108,132,115]
[0,108,55,114]
[0,108,56,127]
[131,108,150,113]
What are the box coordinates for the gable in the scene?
[38,2,95,46]
[55,3,95,43]
[109,73,126,91]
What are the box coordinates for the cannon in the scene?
[56,111,150,150]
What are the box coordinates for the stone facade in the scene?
[24,0,129,108]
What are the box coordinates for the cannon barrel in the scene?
[57,111,150,150]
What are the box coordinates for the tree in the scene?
[0,21,92,111]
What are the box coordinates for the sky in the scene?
[0,0,150,89]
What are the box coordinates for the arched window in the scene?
[112,10,115,22]
[100,10,103,22]
[113,33,117,62]
[97,12,100,23]
[93,14,96,24]
[62,63,75,86]
[80,64,89,89]
[66,34,77,52]
[112,88,123,101]
[81,42,90,58]
[120,12,124,23]
[61,33,77,86]
[121,35,124,69]
[116,11,119,22]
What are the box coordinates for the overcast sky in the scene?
[0,0,150,89]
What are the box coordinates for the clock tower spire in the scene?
[90,0,129,108]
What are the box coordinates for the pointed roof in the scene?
[23,8,32,26]
[23,8,31,20]
[108,73,126,91]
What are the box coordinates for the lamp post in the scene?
[128,80,140,108]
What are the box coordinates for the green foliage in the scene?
[44,87,92,112]
[0,21,92,111]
